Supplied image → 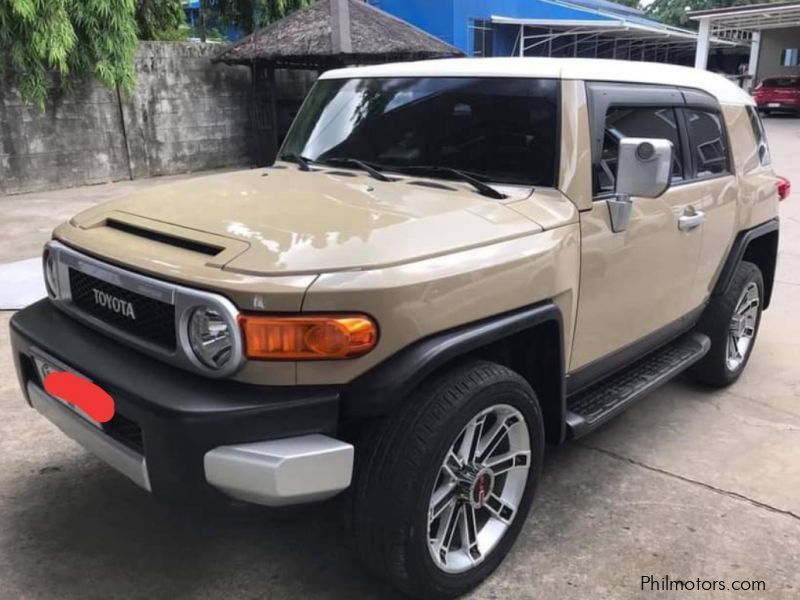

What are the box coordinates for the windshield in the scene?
[281,77,559,187]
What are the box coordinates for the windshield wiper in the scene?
[398,166,506,200]
[319,157,394,182]
[279,153,312,172]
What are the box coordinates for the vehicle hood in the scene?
[66,167,558,276]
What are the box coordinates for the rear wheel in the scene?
[688,261,763,387]
[348,361,544,598]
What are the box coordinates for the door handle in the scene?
[678,209,706,231]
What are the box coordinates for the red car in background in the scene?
[753,76,800,115]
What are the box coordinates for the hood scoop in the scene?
[75,211,250,270]
[106,219,224,257]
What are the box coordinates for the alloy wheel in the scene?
[726,281,760,371]
[427,403,531,574]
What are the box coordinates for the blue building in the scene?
[368,0,735,66]
[182,1,243,41]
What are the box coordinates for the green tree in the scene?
[0,0,138,109]
[646,0,783,29]
[614,0,641,8]
[135,0,186,40]
[213,0,313,35]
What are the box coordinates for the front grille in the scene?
[68,268,176,350]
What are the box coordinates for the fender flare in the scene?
[712,218,779,308]
[342,301,566,429]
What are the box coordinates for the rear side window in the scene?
[762,77,800,88]
[596,107,684,194]
[685,110,730,178]
[746,106,770,166]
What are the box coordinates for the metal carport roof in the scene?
[688,2,800,75]
[492,0,738,60]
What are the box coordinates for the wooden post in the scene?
[331,0,353,54]
[267,63,279,163]
[250,61,280,166]
[199,0,207,43]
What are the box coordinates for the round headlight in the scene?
[188,306,234,370]
[43,250,59,298]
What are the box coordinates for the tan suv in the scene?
[10,58,787,598]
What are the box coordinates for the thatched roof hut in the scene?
[216,0,463,69]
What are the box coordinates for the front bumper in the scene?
[11,300,352,506]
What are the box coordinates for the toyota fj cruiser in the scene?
[10,58,788,598]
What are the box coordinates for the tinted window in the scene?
[282,77,558,186]
[746,106,770,167]
[596,107,683,194]
[685,110,730,177]
[762,77,800,88]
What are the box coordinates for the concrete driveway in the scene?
[1,120,798,599]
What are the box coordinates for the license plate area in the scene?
[768,103,781,107]
[31,349,103,429]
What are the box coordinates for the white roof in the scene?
[321,57,754,106]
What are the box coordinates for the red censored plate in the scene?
[43,371,115,423]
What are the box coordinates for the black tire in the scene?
[348,360,544,599]
[688,261,764,387]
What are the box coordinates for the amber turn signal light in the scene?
[239,314,378,360]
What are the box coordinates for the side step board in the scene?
[566,333,711,439]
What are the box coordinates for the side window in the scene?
[596,107,683,195]
[746,105,770,166]
[685,109,730,177]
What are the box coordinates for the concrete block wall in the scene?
[0,75,131,195]
[0,42,317,195]
[122,43,255,179]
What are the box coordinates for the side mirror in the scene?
[608,138,674,233]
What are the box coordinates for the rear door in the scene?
[569,83,704,374]
[680,92,739,305]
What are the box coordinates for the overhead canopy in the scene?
[494,0,739,59]
[689,1,800,43]
[216,0,463,69]
[688,1,800,73]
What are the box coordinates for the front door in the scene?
[569,85,705,372]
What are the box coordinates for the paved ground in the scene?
[1,119,798,599]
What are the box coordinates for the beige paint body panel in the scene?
[689,105,777,306]
[691,176,739,301]
[300,225,580,385]
[558,80,593,211]
[569,188,704,370]
[724,105,780,232]
[505,188,578,230]
[67,167,543,276]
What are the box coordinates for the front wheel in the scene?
[348,361,544,598]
